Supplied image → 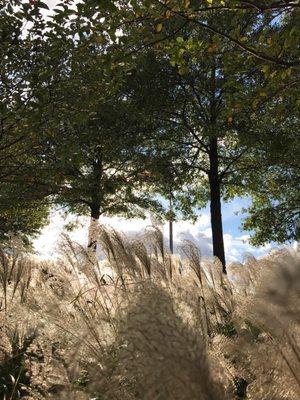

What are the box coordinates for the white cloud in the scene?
[45,0,60,8]
[33,210,280,263]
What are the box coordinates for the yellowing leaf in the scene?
[240,36,248,42]
[156,23,163,33]
[207,0,213,4]
[184,0,191,8]
[227,116,233,123]
[208,43,218,52]
[220,0,226,5]
[259,91,267,97]
[261,65,269,74]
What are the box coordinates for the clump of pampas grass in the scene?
[0,226,299,399]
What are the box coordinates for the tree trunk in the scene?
[169,196,174,254]
[209,138,226,273]
[169,219,173,254]
[87,203,100,252]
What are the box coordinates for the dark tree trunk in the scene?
[169,219,173,254]
[169,196,174,254]
[91,203,100,220]
[88,155,103,252]
[88,203,101,251]
[209,138,226,273]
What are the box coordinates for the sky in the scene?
[44,0,60,8]
[33,197,279,263]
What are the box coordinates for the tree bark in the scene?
[88,155,102,253]
[87,203,100,252]
[169,219,173,254]
[169,196,174,254]
[209,138,226,273]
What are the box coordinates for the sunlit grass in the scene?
[0,227,299,399]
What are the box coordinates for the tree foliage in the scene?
[0,0,299,258]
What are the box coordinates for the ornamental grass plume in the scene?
[214,251,300,400]
[0,228,299,399]
[102,282,226,400]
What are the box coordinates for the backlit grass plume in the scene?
[0,226,299,399]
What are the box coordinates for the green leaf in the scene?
[37,1,49,10]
